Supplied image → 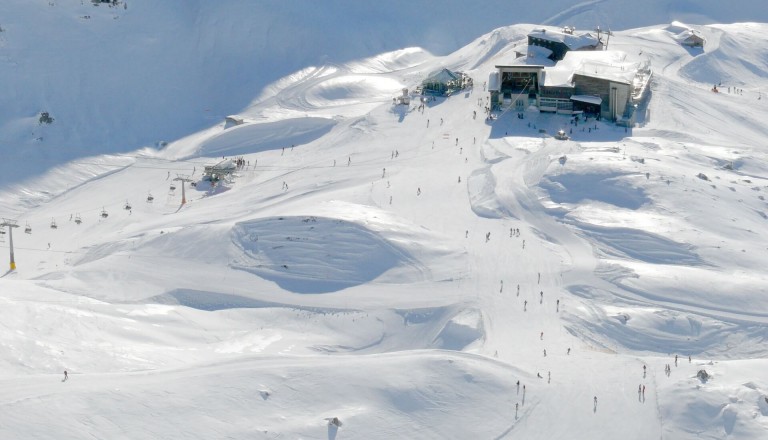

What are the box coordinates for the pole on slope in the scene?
[173,174,194,205]
[1,218,19,270]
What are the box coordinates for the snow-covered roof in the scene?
[675,29,704,43]
[549,50,637,85]
[542,68,573,87]
[528,28,600,50]
[424,68,459,84]
[526,44,553,59]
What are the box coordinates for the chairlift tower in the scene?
[173,174,194,205]
[1,218,20,270]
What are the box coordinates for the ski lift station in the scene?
[203,159,237,182]
[488,26,652,126]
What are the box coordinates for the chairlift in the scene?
[50,218,58,229]
[25,222,32,234]
[146,192,154,203]
[75,214,82,225]
[124,200,132,210]
[101,208,109,219]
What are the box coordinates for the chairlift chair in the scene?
[101,208,109,219]
[146,192,154,203]
[170,184,176,191]
[25,222,32,234]
[124,200,132,210]
[75,214,82,225]
[50,218,58,229]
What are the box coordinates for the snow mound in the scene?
[577,224,703,265]
[540,172,650,210]
[432,308,485,350]
[230,216,414,293]
[303,75,405,108]
[468,167,512,219]
[196,117,336,157]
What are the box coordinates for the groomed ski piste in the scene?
[1,1,768,439]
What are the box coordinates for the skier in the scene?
[567,348,571,355]
[540,331,543,340]
[63,370,68,382]
[417,187,421,196]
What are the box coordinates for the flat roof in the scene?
[546,50,636,86]
[571,95,602,105]
[495,65,546,69]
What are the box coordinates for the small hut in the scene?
[676,29,705,48]
[422,68,460,96]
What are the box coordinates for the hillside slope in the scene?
[1,3,768,440]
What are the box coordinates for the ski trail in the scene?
[541,0,607,26]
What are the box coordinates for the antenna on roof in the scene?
[595,26,613,50]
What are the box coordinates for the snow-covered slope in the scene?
[1,2,768,439]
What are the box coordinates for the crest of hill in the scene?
[1,0,767,187]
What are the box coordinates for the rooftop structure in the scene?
[528,27,602,61]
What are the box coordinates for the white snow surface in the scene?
[1,1,768,439]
